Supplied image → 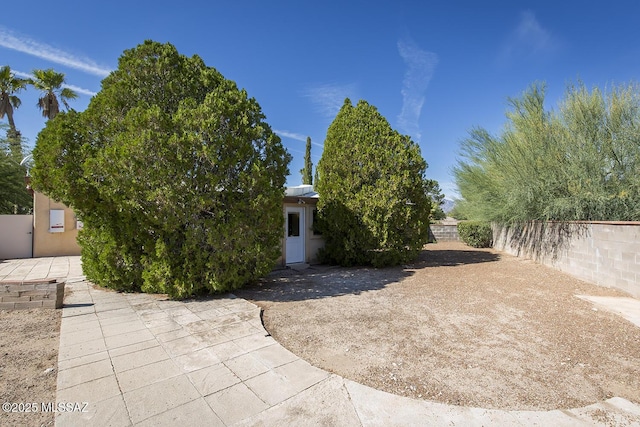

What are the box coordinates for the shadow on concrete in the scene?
[237,245,500,303]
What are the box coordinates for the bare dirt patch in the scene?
[237,241,640,411]
[0,308,60,427]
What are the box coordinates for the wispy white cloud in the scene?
[0,26,112,77]
[275,129,324,148]
[499,11,560,63]
[13,70,97,96]
[397,37,438,143]
[302,83,358,119]
[62,84,97,97]
[13,70,32,79]
[274,130,306,142]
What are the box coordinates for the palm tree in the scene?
[0,65,27,139]
[29,68,78,120]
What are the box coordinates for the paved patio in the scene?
[0,256,84,283]
[2,256,640,426]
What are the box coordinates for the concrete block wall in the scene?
[429,224,460,242]
[0,280,65,309]
[493,221,640,298]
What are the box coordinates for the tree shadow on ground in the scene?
[236,265,413,303]
[496,221,590,262]
[236,245,500,303]
[410,247,500,268]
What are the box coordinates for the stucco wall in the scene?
[493,221,640,298]
[33,192,81,257]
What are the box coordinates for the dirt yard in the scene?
[0,308,60,427]
[238,241,640,411]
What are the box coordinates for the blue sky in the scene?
[3,1,640,199]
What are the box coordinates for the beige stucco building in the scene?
[32,191,81,257]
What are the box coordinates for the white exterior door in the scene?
[285,207,305,264]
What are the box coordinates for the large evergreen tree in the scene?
[32,41,291,298]
[315,99,431,267]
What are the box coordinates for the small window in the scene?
[288,212,300,237]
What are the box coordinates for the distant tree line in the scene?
[454,82,640,222]
[0,65,77,213]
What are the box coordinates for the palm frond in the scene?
[9,95,21,109]
[37,94,59,119]
[0,95,12,119]
[60,87,78,100]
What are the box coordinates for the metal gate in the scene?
[0,215,33,259]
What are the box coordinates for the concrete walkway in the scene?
[2,257,640,426]
[0,255,84,282]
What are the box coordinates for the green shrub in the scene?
[457,221,493,248]
[315,99,432,267]
[32,41,291,299]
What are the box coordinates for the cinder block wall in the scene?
[429,224,460,242]
[493,222,640,298]
[0,280,65,309]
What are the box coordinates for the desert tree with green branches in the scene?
[454,81,640,222]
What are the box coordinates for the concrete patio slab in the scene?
[135,398,225,427]
[187,362,241,396]
[110,344,171,373]
[204,382,270,425]
[56,358,114,390]
[56,374,122,406]
[235,375,365,427]
[117,358,184,394]
[55,394,130,427]
[123,375,202,424]
[576,295,640,328]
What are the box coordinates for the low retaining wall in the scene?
[429,224,460,242]
[0,279,65,309]
[493,222,640,298]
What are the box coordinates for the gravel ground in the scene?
[238,241,640,411]
[0,308,60,427]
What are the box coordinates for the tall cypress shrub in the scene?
[315,99,431,267]
[32,41,291,298]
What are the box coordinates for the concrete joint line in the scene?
[342,378,365,426]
